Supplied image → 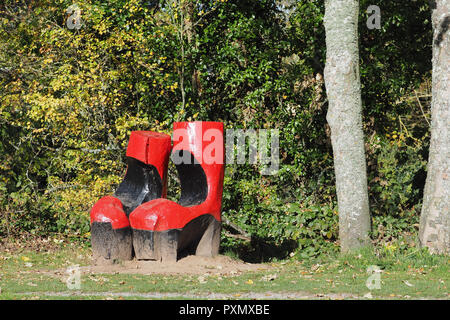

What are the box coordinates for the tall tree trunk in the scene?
[419,0,449,255]
[323,0,371,252]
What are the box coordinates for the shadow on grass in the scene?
[221,236,298,263]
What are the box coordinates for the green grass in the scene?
[0,244,448,300]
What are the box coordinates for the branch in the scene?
[222,216,251,241]
[193,3,219,27]
[414,89,431,126]
[223,231,251,241]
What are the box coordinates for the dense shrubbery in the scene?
[0,0,433,260]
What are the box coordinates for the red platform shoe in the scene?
[90,131,171,262]
[129,122,225,262]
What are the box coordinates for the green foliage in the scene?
[368,138,428,218]
[0,0,434,260]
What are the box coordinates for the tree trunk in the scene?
[323,0,371,252]
[419,0,449,255]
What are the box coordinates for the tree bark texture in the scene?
[419,0,450,255]
[323,0,371,252]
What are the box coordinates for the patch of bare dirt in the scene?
[81,255,269,276]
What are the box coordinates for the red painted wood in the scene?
[125,131,172,196]
[90,131,172,229]
[90,195,129,229]
[129,122,225,231]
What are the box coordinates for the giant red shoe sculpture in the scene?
[90,131,172,262]
[129,122,225,262]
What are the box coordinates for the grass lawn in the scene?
[0,242,448,300]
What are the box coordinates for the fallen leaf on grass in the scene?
[311,264,321,271]
[261,274,277,281]
[198,276,207,284]
[403,280,414,287]
[245,279,254,285]
[363,292,373,299]
[88,275,109,283]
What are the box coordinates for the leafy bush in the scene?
[0,0,434,260]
